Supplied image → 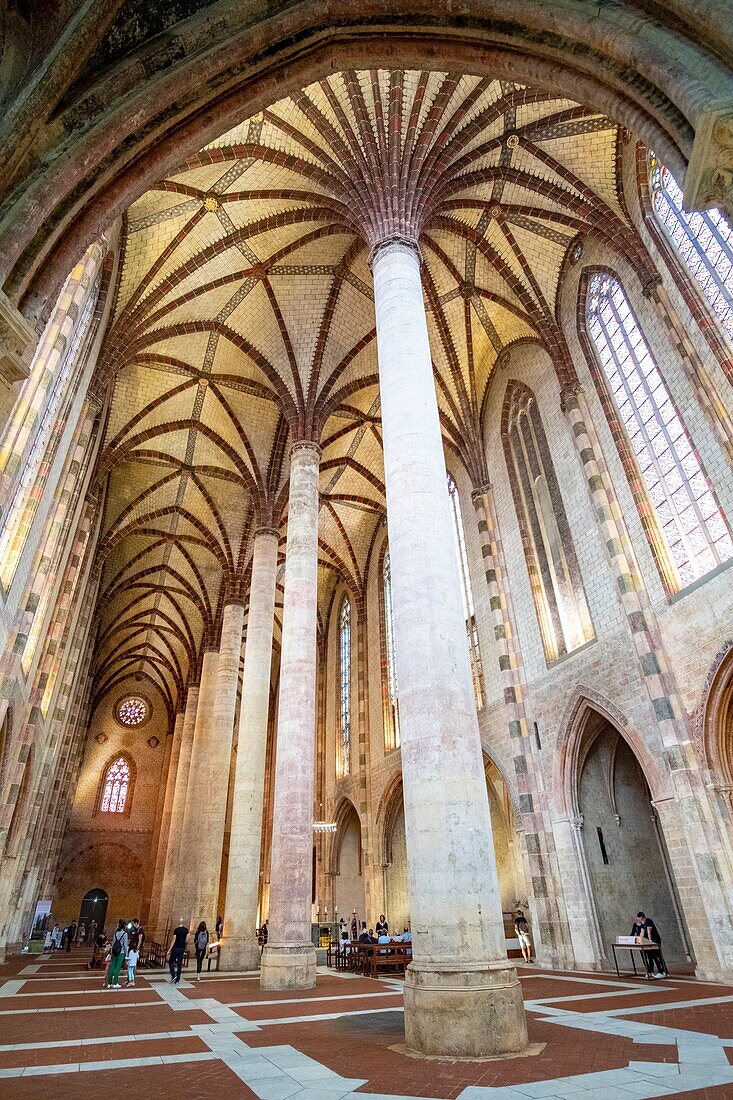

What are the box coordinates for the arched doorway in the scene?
[332,802,366,929]
[381,767,524,939]
[78,888,108,933]
[557,697,692,972]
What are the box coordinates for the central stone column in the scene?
[260,442,320,991]
[220,527,279,970]
[371,237,528,1058]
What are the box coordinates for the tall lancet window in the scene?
[381,548,400,749]
[586,272,732,588]
[503,382,594,663]
[99,756,131,814]
[338,597,351,777]
[649,152,733,340]
[447,475,483,708]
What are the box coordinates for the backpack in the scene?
[111,931,123,957]
[196,930,208,951]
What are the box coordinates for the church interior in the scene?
[0,3,732,1097]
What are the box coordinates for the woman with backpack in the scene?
[194,921,209,981]
[105,919,129,989]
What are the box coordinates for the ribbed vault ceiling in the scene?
[92,68,636,714]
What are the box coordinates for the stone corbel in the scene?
[0,290,34,386]
[684,102,733,219]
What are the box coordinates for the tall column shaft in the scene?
[147,710,184,934]
[155,684,199,939]
[173,650,219,924]
[183,602,244,929]
[220,529,279,970]
[260,442,320,991]
[372,238,527,1058]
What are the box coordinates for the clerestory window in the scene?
[585,271,732,589]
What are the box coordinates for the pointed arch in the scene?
[696,640,733,789]
[553,685,671,820]
[502,380,594,662]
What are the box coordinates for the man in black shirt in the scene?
[631,911,668,978]
[167,924,189,983]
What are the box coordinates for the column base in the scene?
[260,943,316,990]
[404,960,528,1058]
[218,938,262,972]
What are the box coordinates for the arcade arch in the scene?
[554,692,691,972]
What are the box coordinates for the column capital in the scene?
[254,525,281,540]
[641,271,663,299]
[223,597,246,609]
[290,439,322,460]
[0,289,33,386]
[471,483,493,502]
[684,101,733,218]
[559,380,585,413]
[369,233,422,268]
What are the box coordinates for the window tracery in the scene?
[99,756,131,814]
[586,272,732,589]
[447,474,483,708]
[503,382,594,662]
[338,598,351,777]
[115,695,150,728]
[649,153,733,340]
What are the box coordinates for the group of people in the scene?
[631,910,669,979]
[102,917,146,988]
[165,914,222,983]
[43,918,98,952]
[340,914,413,949]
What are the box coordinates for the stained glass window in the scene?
[586,272,732,588]
[100,757,131,814]
[447,475,483,707]
[649,153,733,340]
[338,598,351,777]
[383,550,400,748]
[115,696,149,727]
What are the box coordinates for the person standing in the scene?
[51,924,62,951]
[375,914,388,936]
[514,910,532,963]
[215,915,223,941]
[129,918,145,963]
[77,923,86,945]
[89,919,97,944]
[66,921,77,952]
[194,921,209,981]
[167,922,189,984]
[632,911,668,978]
[106,920,129,989]
[124,944,139,987]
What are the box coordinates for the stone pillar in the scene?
[371,237,527,1058]
[220,528,279,970]
[147,711,184,934]
[260,442,320,991]
[173,649,219,925]
[181,602,244,929]
[154,684,199,940]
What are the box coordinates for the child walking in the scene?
[124,945,139,987]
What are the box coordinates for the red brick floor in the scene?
[0,950,731,1098]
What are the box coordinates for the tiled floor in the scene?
[0,949,732,1098]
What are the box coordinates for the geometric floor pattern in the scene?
[1,951,732,1098]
